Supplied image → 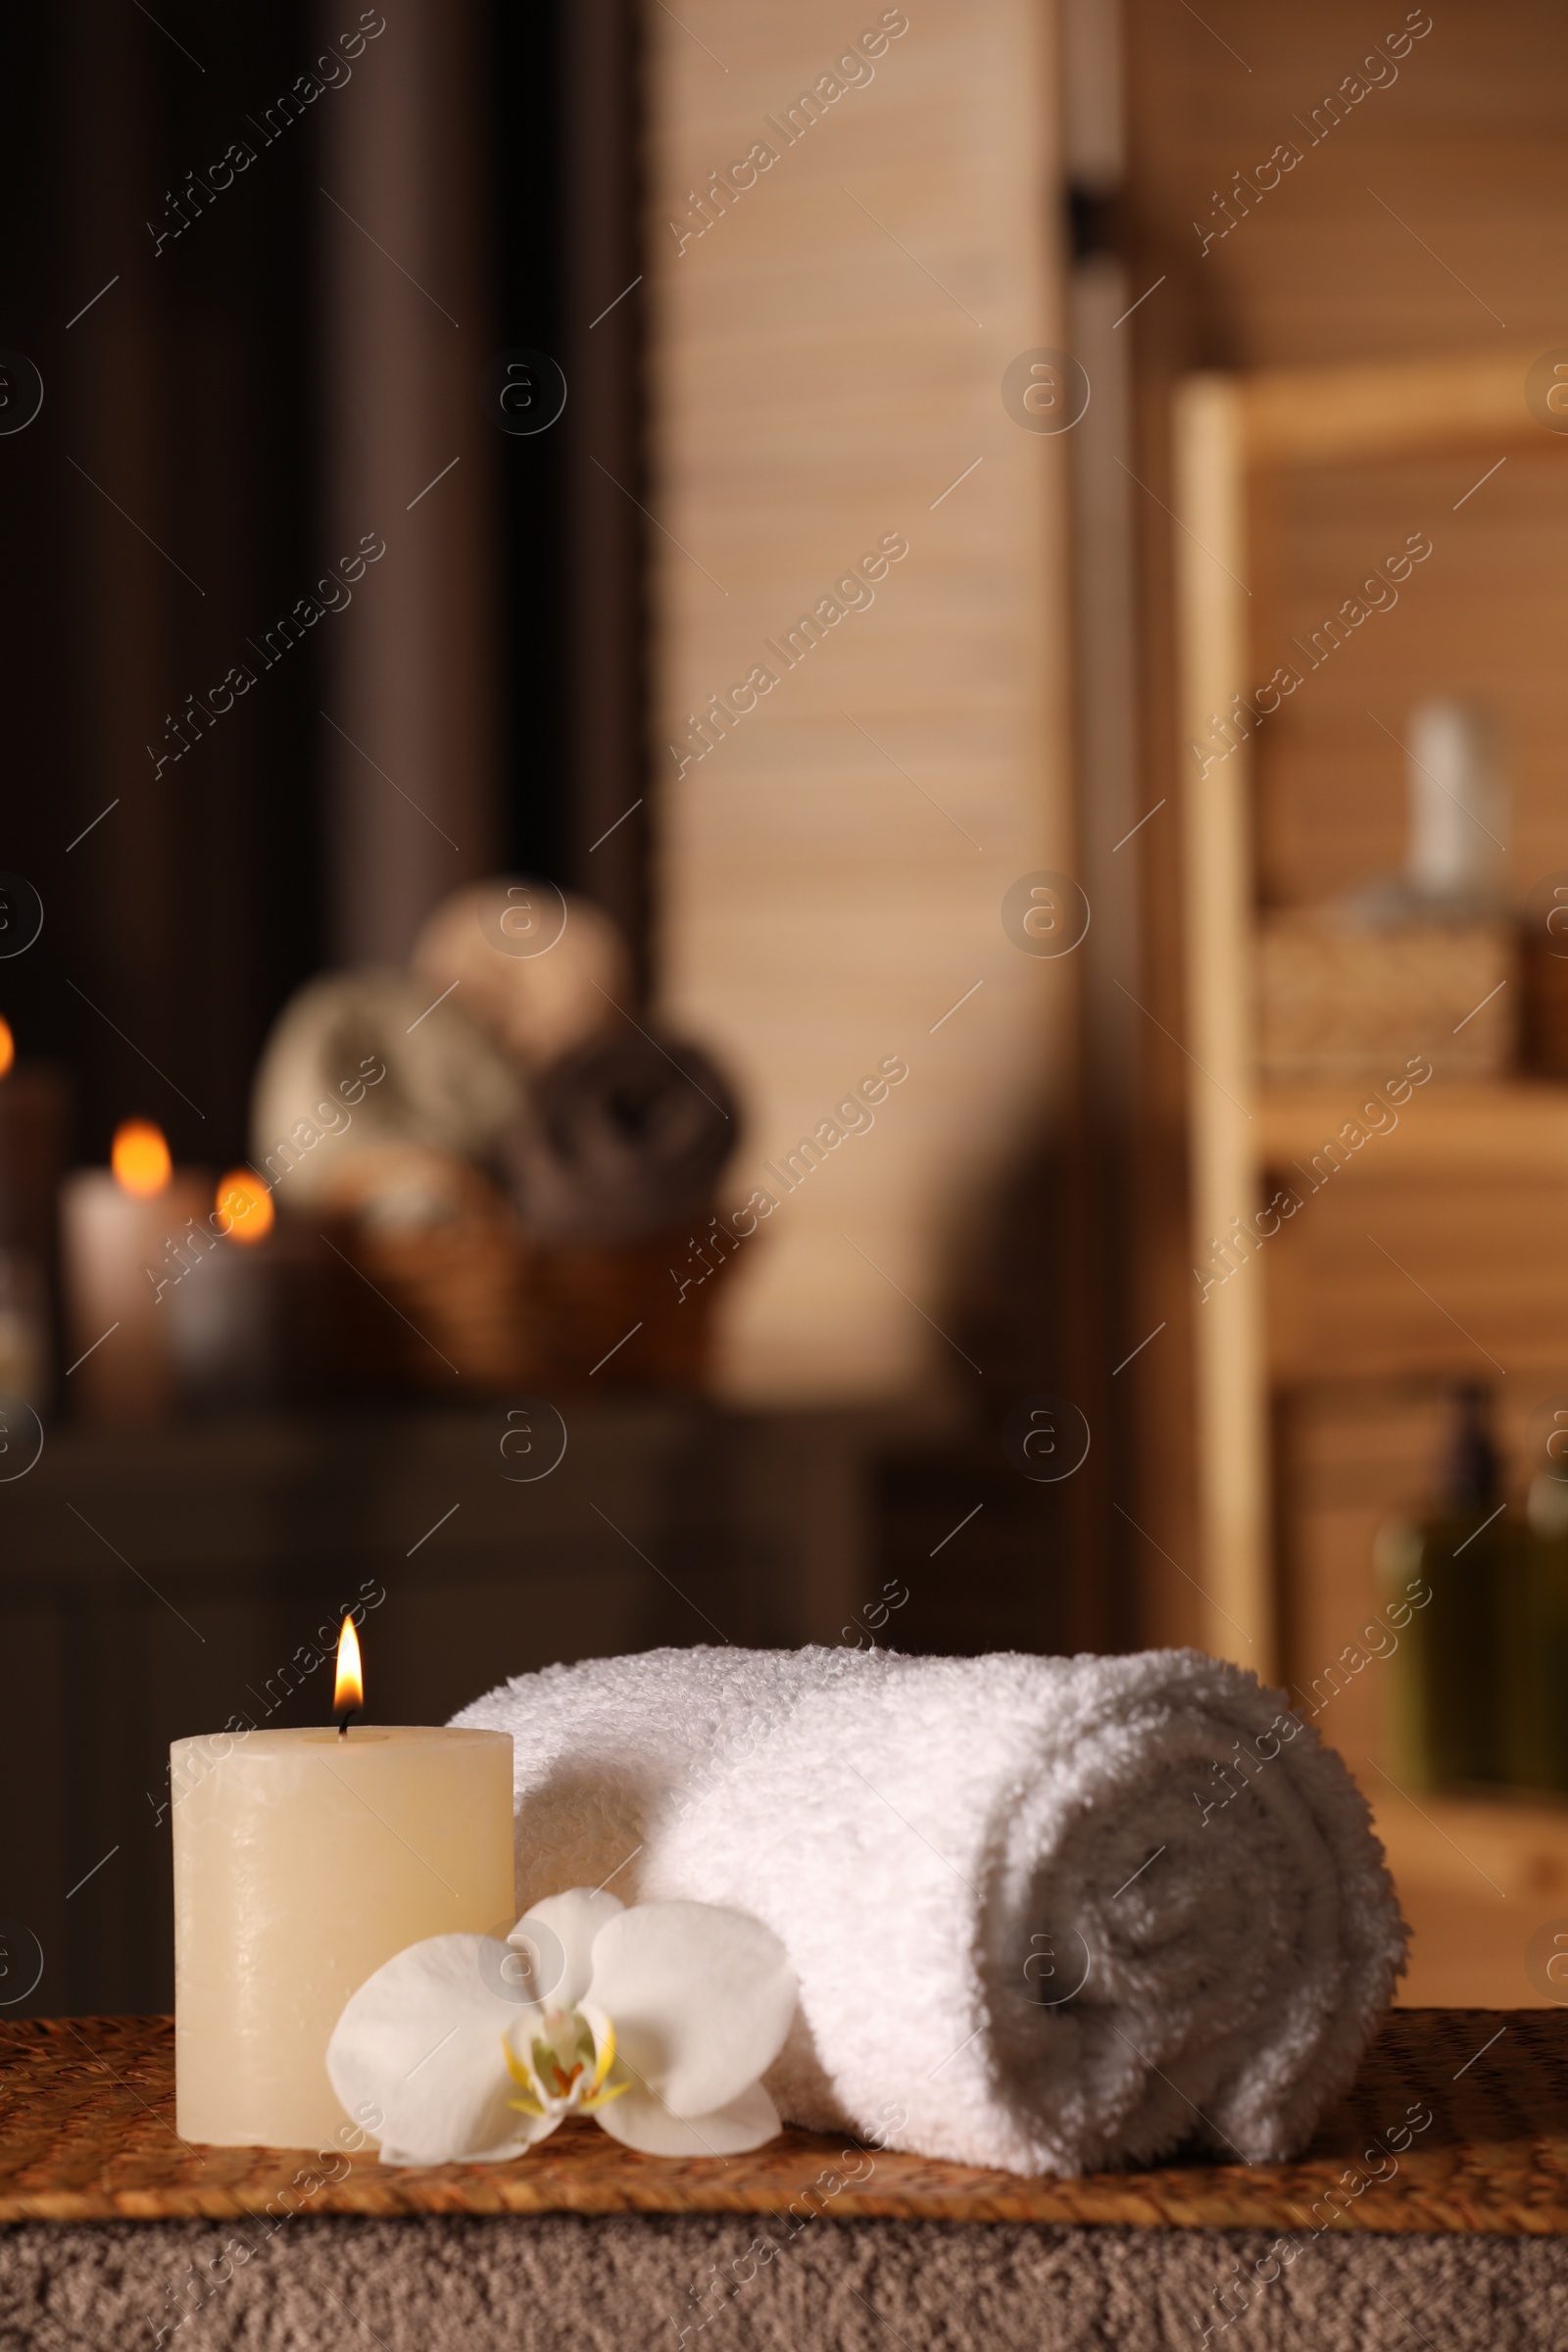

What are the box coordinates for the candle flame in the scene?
[112,1119,172,1197]
[0,1019,13,1081]
[334,1615,364,1722]
[216,1168,274,1246]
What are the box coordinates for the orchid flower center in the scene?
[503,2004,628,2120]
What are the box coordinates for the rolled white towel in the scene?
[453,1644,1406,2177]
[251,970,523,1205]
[411,879,631,1071]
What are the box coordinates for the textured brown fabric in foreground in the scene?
[2,2214,1565,2352]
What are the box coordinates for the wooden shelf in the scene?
[1261,1081,1568,1183]
[1375,1786,1568,1901]
[1175,351,1568,1675]
[1238,348,1561,469]
[1374,1788,1568,2009]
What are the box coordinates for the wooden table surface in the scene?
[2,2009,1564,2234]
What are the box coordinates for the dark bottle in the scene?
[1510,1456,1568,1792]
[1381,1384,1514,1789]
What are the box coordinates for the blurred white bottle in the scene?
[1404,699,1505,907]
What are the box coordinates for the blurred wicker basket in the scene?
[315,1143,725,1395]
[1255,913,1516,1086]
[324,1215,723,1395]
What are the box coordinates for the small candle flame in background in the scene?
[112,1118,172,1196]
[334,1614,364,1729]
[215,1168,275,1246]
[0,1018,14,1081]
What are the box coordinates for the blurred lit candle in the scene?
[63,1121,210,1423]
[0,1014,73,1258]
[172,1618,514,2148]
[0,1017,70,1408]
[167,1167,288,1409]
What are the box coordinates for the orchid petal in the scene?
[594,2076,783,2158]
[379,2112,564,2165]
[327,1934,551,2165]
[510,1886,625,2010]
[583,1901,796,2120]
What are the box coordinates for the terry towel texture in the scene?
[453,1646,1407,2178]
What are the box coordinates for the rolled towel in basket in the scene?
[454,1644,1406,2177]
[503,1029,737,1239]
[412,878,632,1071]
[252,971,523,1205]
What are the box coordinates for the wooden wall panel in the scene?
[1266,1175,1568,1386]
[1125,2,1568,374]
[646,0,1073,1399]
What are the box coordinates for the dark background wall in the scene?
[0,0,644,1176]
[0,3,323,1173]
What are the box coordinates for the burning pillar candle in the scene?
[172,1619,514,2148]
[61,1120,208,1423]
[0,1017,70,1404]
[167,1167,294,1409]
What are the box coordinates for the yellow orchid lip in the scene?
[579,2078,630,2112]
[503,2039,547,2116]
[502,2008,626,2129]
[576,2014,631,2109]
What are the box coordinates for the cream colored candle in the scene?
[172,1721,514,2147]
[62,1119,207,1425]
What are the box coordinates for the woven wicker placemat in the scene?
[1,2010,1563,2233]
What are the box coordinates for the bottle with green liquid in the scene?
[1505,1437,1568,1793]
[1380,1384,1518,1790]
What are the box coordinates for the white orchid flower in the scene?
[326,1889,797,2167]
